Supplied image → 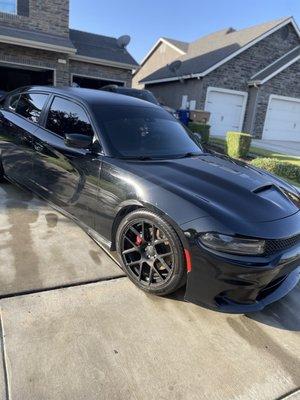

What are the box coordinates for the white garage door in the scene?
[204,87,248,136]
[263,95,300,141]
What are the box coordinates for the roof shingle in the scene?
[250,45,300,82]
[141,17,293,83]
[69,29,139,67]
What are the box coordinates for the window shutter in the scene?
[17,0,29,16]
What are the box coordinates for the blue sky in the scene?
[70,0,300,62]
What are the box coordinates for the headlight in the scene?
[199,233,265,255]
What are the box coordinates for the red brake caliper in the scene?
[135,235,143,246]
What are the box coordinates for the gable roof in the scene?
[141,17,300,84]
[249,45,300,84]
[162,37,189,53]
[138,37,188,68]
[69,29,139,69]
[0,24,76,53]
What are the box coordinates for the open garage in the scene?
[0,63,54,92]
[71,74,125,90]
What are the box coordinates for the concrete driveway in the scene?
[252,140,300,157]
[0,182,299,400]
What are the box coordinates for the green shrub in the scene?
[188,123,210,144]
[226,131,252,158]
[250,158,300,183]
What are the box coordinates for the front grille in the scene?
[264,234,300,256]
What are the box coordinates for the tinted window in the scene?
[116,89,159,105]
[46,97,93,138]
[8,94,20,111]
[16,93,48,123]
[92,104,202,158]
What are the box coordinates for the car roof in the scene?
[16,86,157,108]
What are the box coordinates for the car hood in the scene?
[119,154,300,223]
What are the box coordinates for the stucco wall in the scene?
[132,41,182,89]
[0,0,69,37]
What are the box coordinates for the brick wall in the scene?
[0,0,69,37]
[69,60,133,87]
[0,43,69,86]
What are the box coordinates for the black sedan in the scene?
[0,86,299,313]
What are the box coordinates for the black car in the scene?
[101,85,160,104]
[0,86,299,313]
[101,85,178,117]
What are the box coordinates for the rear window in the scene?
[16,93,48,123]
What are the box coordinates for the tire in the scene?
[116,209,186,296]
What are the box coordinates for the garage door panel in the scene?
[263,96,300,141]
[205,88,247,136]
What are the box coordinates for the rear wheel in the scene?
[116,209,186,296]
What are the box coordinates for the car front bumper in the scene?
[184,241,300,313]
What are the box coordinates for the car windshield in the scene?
[92,104,203,159]
[115,89,159,105]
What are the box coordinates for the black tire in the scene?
[116,209,186,296]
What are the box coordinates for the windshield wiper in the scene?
[179,152,202,158]
[119,155,154,160]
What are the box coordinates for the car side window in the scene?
[46,96,94,138]
[8,94,20,111]
[15,93,48,123]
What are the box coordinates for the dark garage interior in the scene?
[0,65,54,92]
[72,75,124,90]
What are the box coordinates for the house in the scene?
[0,0,138,92]
[138,17,300,141]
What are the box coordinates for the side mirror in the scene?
[64,133,92,149]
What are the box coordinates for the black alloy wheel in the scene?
[116,209,186,295]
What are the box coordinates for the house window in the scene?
[0,0,17,14]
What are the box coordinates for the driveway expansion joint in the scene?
[0,274,127,300]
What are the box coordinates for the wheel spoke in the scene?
[138,263,144,281]
[127,260,141,267]
[129,225,141,237]
[157,257,172,272]
[148,267,154,285]
[122,248,138,255]
[124,235,138,249]
[152,264,165,279]
[158,251,172,257]
[154,238,168,245]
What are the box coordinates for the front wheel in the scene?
[116,209,186,296]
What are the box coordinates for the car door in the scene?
[30,95,102,229]
[0,91,49,187]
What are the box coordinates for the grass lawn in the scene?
[209,136,300,187]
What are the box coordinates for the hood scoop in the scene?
[252,183,300,216]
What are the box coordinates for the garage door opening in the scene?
[72,75,124,90]
[0,64,54,92]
